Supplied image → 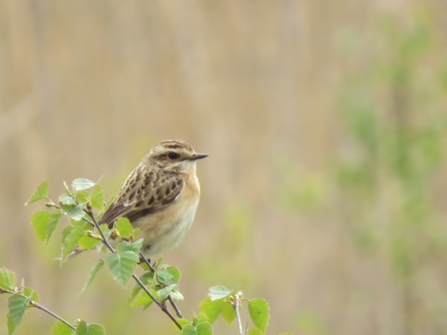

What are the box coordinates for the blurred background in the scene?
[1,1,447,334]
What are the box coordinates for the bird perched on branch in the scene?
[73,139,207,259]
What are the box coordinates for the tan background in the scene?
[1,1,447,334]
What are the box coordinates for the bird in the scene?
[85,139,207,259]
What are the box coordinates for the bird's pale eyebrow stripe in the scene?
[161,141,193,151]
[165,144,185,150]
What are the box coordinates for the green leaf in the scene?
[90,185,104,211]
[128,272,153,303]
[66,205,85,221]
[248,329,264,335]
[7,314,16,335]
[167,266,181,283]
[99,224,112,241]
[181,324,198,335]
[106,251,139,286]
[138,271,154,284]
[46,210,63,242]
[85,324,105,335]
[31,211,51,241]
[170,290,184,301]
[208,285,233,301]
[194,312,209,325]
[59,194,76,205]
[115,239,143,254]
[75,320,105,335]
[22,287,39,302]
[26,180,49,205]
[154,257,164,269]
[61,225,73,242]
[177,318,191,327]
[221,302,236,325]
[200,297,224,324]
[139,290,157,310]
[52,321,74,335]
[7,294,30,330]
[0,267,17,291]
[248,299,269,332]
[72,179,95,191]
[196,322,213,335]
[155,268,175,285]
[133,227,141,238]
[63,225,86,258]
[76,190,90,204]
[129,290,154,308]
[128,284,141,303]
[115,218,133,238]
[78,236,102,250]
[156,284,176,301]
[81,259,105,293]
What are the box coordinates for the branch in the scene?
[233,293,245,335]
[83,206,115,254]
[138,253,183,318]
[30,300,76,331]
[130,274,182,329]
[84,207,182,330]
[1,288,75,331]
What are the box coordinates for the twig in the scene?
[138,253,183,318]
[83,206,115,254]
[84,207,182,330]
[1,288,75,331]
[233,292,244,335]
[167,295,183,318]
[30,300,76,331]
[131,274,182,329]
[138,254,157,272]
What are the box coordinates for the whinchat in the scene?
[98,139,207,258]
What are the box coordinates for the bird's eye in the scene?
[167,152,179,160]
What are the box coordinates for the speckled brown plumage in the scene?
[99,167,184,226]
[86,139,208,258]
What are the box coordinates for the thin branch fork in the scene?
[138,253,183,318]
[1,287,76,331]
[84,206,182,330]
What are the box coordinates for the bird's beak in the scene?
[191,153,208,160]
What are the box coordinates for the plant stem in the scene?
[85,208,182,330]
[131,273,182,329]
[233,293,245,335]
[2,287,76,331]
[168,296,183,318]
[138,253,183,318]
[84,207,115,254]
[30,300,76,331]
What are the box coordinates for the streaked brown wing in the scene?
[98,166,184,227]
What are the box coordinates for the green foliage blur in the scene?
[335,9,447,332]
[275,8,447,334]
